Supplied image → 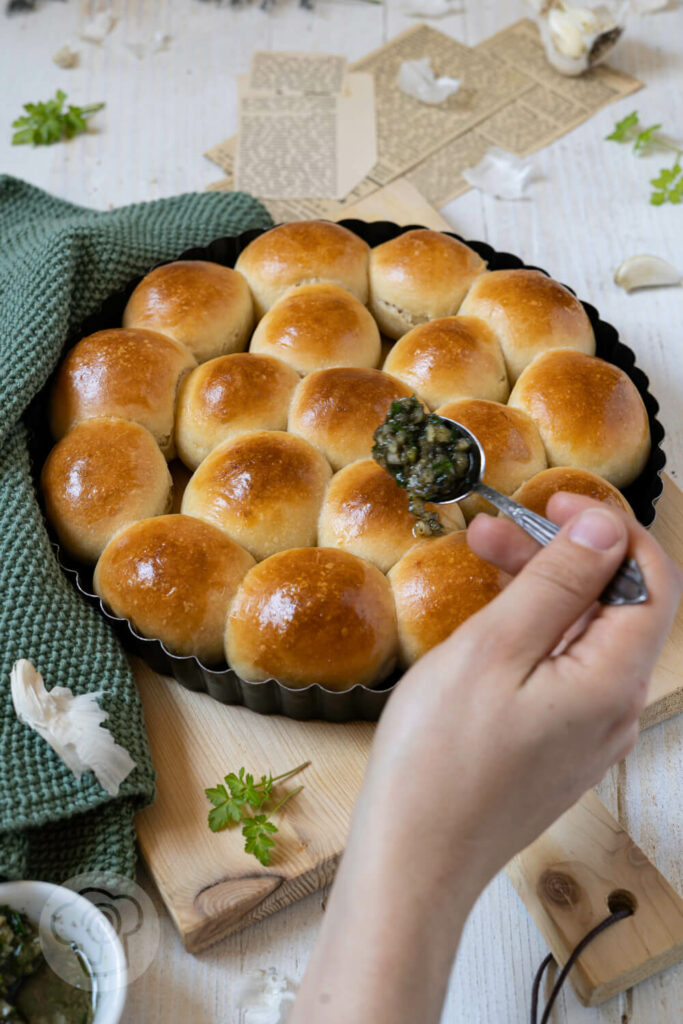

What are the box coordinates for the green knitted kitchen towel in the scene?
[0,176,273,883]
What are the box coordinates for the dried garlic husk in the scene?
[614,254,682,292]
[53,45,79,69]
[462,147,535,199]
[10,659,136,796]
[527,1,627,76]
[397,58,461,105]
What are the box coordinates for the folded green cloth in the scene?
[0,176,273,882]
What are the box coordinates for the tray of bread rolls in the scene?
[28,219,665,721]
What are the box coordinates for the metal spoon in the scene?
[433,417,647,606]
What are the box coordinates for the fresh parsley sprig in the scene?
[12,89,105,147]
[206,761,310,865]
[606,111,683,206]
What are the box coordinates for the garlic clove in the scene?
[528,0,627,76]
[614,254,682,292]
[549,9,589,57]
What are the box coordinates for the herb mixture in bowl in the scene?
[0,905,95,1024]
[372,396,476,536]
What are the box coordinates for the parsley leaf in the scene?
[205,762,309,865]
[606,110,639,142]
[606,111,683,206]
[12,89,104,146]
[242,816,279,866]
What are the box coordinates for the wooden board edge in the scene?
[180,852,341,954]
[640,685,683,731]
[506,790,683,1007]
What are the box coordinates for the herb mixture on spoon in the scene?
[372,396,475,537]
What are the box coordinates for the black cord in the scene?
[530,907,633,1024]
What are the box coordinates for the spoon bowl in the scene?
[429,415,647,606]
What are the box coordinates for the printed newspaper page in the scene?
[234,54,375,201]
[406,19,642,207]
[249,51,347,94]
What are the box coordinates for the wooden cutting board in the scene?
[134,181,683,1004]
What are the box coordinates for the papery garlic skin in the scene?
[10,658,136,796]
[462,147,535,199]
[614,254,682,292]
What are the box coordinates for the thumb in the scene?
[475,506,629,672]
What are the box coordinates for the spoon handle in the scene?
[473,483,648,606]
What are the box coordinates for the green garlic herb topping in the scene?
[372,396,474,538]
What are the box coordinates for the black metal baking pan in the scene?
[26,220,667,721]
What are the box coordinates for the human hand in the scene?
[290,495,681,1024]
[366,494,681,890]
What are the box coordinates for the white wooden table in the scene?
[1,2,681,1021]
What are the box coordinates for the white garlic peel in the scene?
[462,147,535,199]
[397,58,461,105]
[10,659,136,797]
[614,254,682,292]
[240,967,297,1024]
[527,1,627,76]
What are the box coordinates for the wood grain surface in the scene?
[507,790,683,1007]
[3,3,681,1021]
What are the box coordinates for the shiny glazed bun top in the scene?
[458,269,595,383]
[41,417,172,564]
[511,467,634,518]
[225,546,398,690]
[249,282,381,375]
[234,220,370,318]
[436,398,547,519]
[389,531,510,668]
[383,315,509,408]
[180,430,332,561]
[318,459,465,574]
[175,352,300,470]
[369,229,487,339]
[49,327,196,459]
[122,260,254,363]
[288,367,413,471]
[508,349,651,489]
[94,514,255,664]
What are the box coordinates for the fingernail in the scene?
[568,508,622,551]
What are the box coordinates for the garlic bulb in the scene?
[527,1,628,76]
[614,254,682,292]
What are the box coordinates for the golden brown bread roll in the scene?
[389,532,509,667]
[508,349,651,489]
[458,269,595,383]
[436,398,547,520]
[249,282,381,374]
[41,418,172,563]
[511,467,634,518]
[234,221,370,318]
[181,430,332,560]
[122,260,254,363]
[288,367,414,471]
[49,328,196,458]
[383,315,509,408]
[318,459,465,573]
[225,547,397,689]
[94,514,255,664]
[369,229,487,339]
[175,353,300,470]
